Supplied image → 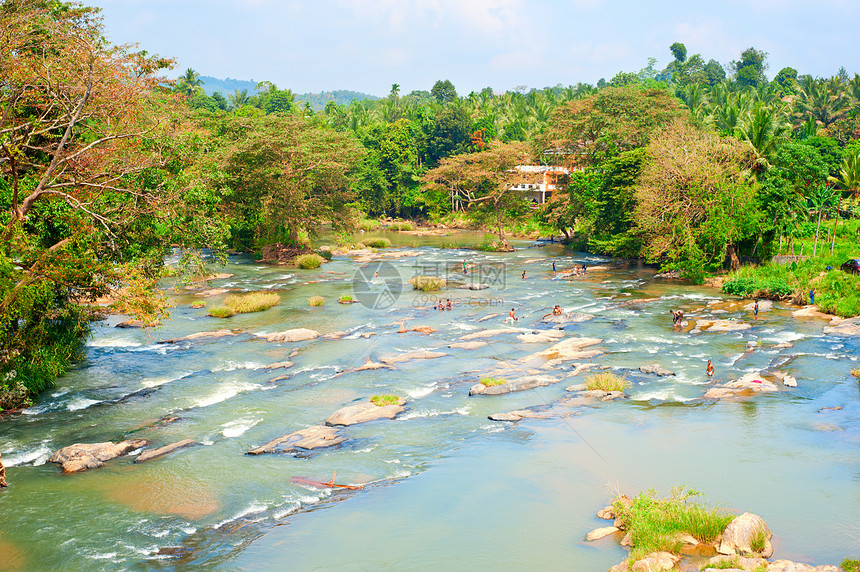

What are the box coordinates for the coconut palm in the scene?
[827,152,860,198]
[177,68,203,97]
[228,89,250,110]
[738,102,791,167]
[793,75,850,128]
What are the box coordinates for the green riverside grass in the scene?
[842,559,860,572]
[223,292,280,313]
[408,276,446,291]
[370,395,400,407]
[585,372,630,392]
[750,526,767,553]
[363,237,391,248]
[308,296,324,306]
[357,219,380,231]
[707,557,744,570]
[208,305,236,318]
[387,220,414,231]
[480,377,506,387]
[295,253,324,269]
[338,295,355,304]
[612,488,734,562]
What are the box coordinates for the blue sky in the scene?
[88,0,860,97]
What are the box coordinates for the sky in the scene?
[88,0,860,97]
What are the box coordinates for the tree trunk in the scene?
[494,200,510,251]
[812,209,823,256]
[830,199,840,255]
[727,243,740,271]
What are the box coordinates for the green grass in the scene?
[338,295,355,304]
[317,248,333,260]
[585,372,631,392]
[191,301,206,309]
[706,557,744,570]
[208,305,236,318]
[842,559,860,572]
[295,253,324,269]
[750,526,767,553]
[480,377,506,387]
[308,296,324,306]
[363,237,391,248]
[387,220,414,231]
[223,291,280,314]
[370,394,400,407]
[613,487,734,562]
[408,276,446,291]
[357,218,380,231]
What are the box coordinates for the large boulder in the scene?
[823,316,860,336]
[255,328,320,343]
[541,312,595,325]
[135,440,197,463]
[516,330,565,343]
[639,363,675,377]
[702,554,768,572]
[159,329,237,344]
[48,439,149,473]
[325,398,406,426]
[585,526,618,541]
[469,375,559,396]
[526,336,602,362]
[718,512,773,558]
[767,560,841,572]
[247,426,346,454]
[459,328,520,341]
[447,341,488,350]
[724,373,778,392]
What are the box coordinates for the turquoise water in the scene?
[1,233,858,570]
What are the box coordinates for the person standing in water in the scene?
[463,260,467,275]
[754,299,759,320]
[522,270,526,280]
[505,308,518,323]
[670,309,684,325]
[810,288,815,305]
[706,360,715,377]
[552,261,556,272]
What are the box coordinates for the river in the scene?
[1,231,858,571]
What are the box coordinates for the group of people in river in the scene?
[551,262,587,277]
[432,299,454,311]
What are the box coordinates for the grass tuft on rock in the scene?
[338,295,355,304]
[707,557,744,570]
[370,394,400,407]
[480,377,506,387]
[363,237,391,248]
[408,276,446,291]
[223,292,280,314]
[387,220,414,231]
[841,559,860,572]
[585,372,630,392]
[191,301,206,309]
[208,305,236,318]
[750,526,767,553]
[295,253,324,269]
[308,296,324,306]
[613,487,734,562]
[357,218,380,231]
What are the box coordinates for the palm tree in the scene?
[738,102,791,168]
[827,152,860,198]
[228,89,250,110]
[177,68,203,97]
[793,75,850,128]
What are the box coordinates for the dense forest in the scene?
[196,75,378,111]
[2,0,859,408]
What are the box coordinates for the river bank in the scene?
[0,233,857,570]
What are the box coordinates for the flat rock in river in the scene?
[325,398,407,426]
[159,329,237,344]
[447,341,488,350]
[525,336,602,362]
[135,440,197,463]
[470,375,559,396]
[247,426,346,454]
[49,439,149,473]
[823,316,860,336]
[541,312,594,325]
[639,363,675,377]
[255,328,320,342]
[516,330,565,343]
[380,350,446,365]
[459,328,520,340]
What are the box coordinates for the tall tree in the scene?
[177,68,203,97]
[431,79,458,104]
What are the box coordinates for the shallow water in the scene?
[1,233,858,571]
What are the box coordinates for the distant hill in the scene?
[198,76,379,111]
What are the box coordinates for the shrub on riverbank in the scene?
[409,276,446,291]
[585,372,630,392]
[364,237,391,248]
[295,253,324,269]
[370,394,400,406]
[842,559,860,572]
[317,248,333,261]
[612,488,733,561]
[308,296,324,306]
[357,218,380,231]
[387,220,414,231]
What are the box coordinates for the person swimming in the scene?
[446,299,453,310]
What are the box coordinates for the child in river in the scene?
[706,360,715,377]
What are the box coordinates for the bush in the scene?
[387,220,414,231]
[612,487,734,561]
[480,377,506,387]
[208,305,236,318]
[842,559,860,572]
[585,372,630,392]
[338,295,355,304]
[308,296,324,306]
[357,218,380,231]
[223,291,280,313]
[295,253,324,269]
[191,301,206,309]
[408,276,446,291]
[722,276,792,299]
[363,237,391,248]
[317,248,333,261]
[370,394,400,406]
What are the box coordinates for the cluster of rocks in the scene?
[704,372,789,400]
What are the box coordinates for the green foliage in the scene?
[338,295,355,304]
[308,295,324,306]
[612,487,734,562]
[370,394,400,407]
[208,305,236,318]
[431,79,458,104]
[317,249,333,261]
[363,237,391,248]
[222,291,280,313]
[722,276,793,299]
[480,377,506,387]
[841,559,860,572]
[707,557,745,570]
[357,218,381,231]
[387,221,415,231]
[750,526,767,553]
[584,372,630,392]
[295,253,325,269]
[408,276,446,291]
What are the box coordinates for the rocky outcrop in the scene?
[772,371,798,387]
[823,316,860,336]
[459,328,520,340]
[193,287,231,298]
[264,361,294,370]
[48,439,149,473]
[457,283,489,290]
[704,373,778,400]
[639,363,675,377]
[159,329,237,344]
[541,312,595,324]
[135,440,197,463]
[476,313,499,323]
[743,300,773,313]
[695,319,751,333]
[525,336,603,362]
[325,398,406,426]
[585,526,619,541]
[767,560,841,572]
[247,426,346,454]
[380,349,446,365]
[447,341,488,350]
[116,319,160,329]
[516,330,565,343]
[255,328,320,343]
[718,512,773,558]
[0,453,7,487]
[791,306,832,320]
[622,552,680,572]
[469,375,559,396]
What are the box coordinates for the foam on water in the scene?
[215,503,269,529]
[212,361,266,373]
[3,441,53,467]
[400,406,471,420]
[87,338,142,348]
[407,383,437,399]
[194,381,262,408]
[141,371,195,388]
[67,397,102,411]
[221,418,261,438]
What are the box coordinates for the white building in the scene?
[509,165,571,205]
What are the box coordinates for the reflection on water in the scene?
[0,231,858,570]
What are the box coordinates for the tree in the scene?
[427,106,471,164]
[774,67,798,95]
[422,142,533,250]
[1,0,218,405]
[177,68,203,97]
[670,42,687,63]
[704,59,726,86]
[431,79,458,104]
[635,121,760,277]
[827,152,860,198]
[732,47,768,88]
[228,89,250,110]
